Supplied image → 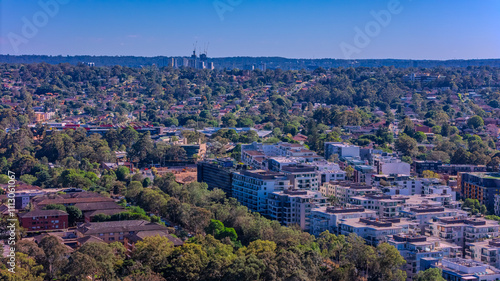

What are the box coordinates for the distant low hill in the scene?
[1,55,499,69]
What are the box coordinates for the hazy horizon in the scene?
[1,0,499,60]
[2,54,500,61]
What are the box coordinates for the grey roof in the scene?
[74,201,124,212]
[84,208,127,217]
[18,209,68,218]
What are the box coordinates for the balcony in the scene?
[481,255,497,264]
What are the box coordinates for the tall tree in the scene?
[395,134,418,157]
[414,268,445,281]
[132,235,174,272]
[39,236,69,279]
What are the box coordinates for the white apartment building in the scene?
[424,184,456,200]
[375,176,457,202]
[427,217,500,251]
[324,142,360,161]
[373,174,425,196]
[281,165,320,191]
[309,206,377,236]
[432,258,500,281]
[241,142,275,156]
[267,157,304,172]
[269,160,345,184]
[339,217,418,246]
[320,181,380,205]
[241,150,266,169]
[353,165,376,185]
[373,156,411,176]
[242,142,322,170]
[267,189,328,231]
[402,193,461,210]
[274,142,307,156]
[467,239,500,269]
[232,170,291,214]
[304,161,346,184]
[399,205,467,233]
[349,194,408,218]
[13,188,48,209]
[274,142,322,161]
[388,234,462,281]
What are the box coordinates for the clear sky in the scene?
[1,0,499,59]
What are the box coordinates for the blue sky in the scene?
[1,0,499,59]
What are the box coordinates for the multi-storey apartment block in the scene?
[232,170,292,214]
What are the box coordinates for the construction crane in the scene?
[192,41,198,58]
[200,42,209,61]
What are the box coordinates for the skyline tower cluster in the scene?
[169,48,214,70]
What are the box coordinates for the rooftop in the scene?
[409,206,445,213]
[466,172,500,179]
[19,209,68,218]
[74,202,125,212]
[438,258,500,276]
[238,169,288,180]
[392,233,428,243]
[341,217,413,230]
[326,206,365,214]
[281,165,317,173]
[77,220,168,235]
[283,189,308,196]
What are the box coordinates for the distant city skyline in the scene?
[1,0,499,60]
